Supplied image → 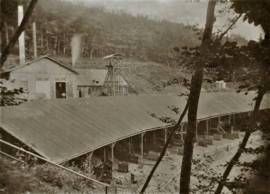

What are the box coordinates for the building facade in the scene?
[75,69,128,98]
[1,56,78,99]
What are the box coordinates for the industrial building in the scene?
[75,69,128,98]
[0,56,79,99]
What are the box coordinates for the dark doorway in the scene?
[55,82,66,98]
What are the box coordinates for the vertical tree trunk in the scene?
[5,22,9,45]
[180,1,216,193]
[58,35,60,53]
[215,89,265,194]
[179,65,204,194]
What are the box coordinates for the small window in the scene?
[37,78,42,81]
[44,78,49,81]
[61,78,66,81]
[55,78,60,81]
[96,80,99,84]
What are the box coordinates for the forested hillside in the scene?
[1,0,203,64]
[1,0,249,67]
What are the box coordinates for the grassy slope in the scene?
[3,55,242,94]
[42,55,191,94]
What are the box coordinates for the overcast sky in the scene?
[66,0,264,40]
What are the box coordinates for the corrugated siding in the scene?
[1,92,269,163]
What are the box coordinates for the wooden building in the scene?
[75,69,128,98]
[1,56,79,99]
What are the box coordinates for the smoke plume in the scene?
[71,34,82,68]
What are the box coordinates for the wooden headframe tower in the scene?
[102,53,125,96]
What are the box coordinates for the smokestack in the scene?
[33,22,37,59]
[33,9,37,59]
[18,5,25,65]
[71,34,82,68]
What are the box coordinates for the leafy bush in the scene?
[0,157,102,194]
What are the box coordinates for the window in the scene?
[44,78,49,81]
[37,78,42,81]
[88,87,92,94]
[61,78,66,81]
[96,80,100,84]
[55,78,60,81]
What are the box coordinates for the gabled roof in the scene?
[75,69,128,86]
[2,56,79,74]
[1,92,269,164]
[102,53,125,60]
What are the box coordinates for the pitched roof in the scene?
[75,69,128,86]
[1,92,269,164]
[102,53,125,60]
[2,56,78,74]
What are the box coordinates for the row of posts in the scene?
[93,113,243,172]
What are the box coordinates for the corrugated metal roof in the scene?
[1,92,269,164]
[2,56,78,74]
[75,69,128,86]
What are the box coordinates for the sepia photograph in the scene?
[0,0,270,193]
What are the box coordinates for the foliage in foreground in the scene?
[0,157,102,194]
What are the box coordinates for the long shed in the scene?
[0,92,269,164]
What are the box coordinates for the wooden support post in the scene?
[153,131,156,145]
[164,128,168,145]
[141,133,145,158]
[181,124,184,141]
[196,121,199,140]
[129,138,131,154]
[24,153,28,166]
[218,117,221,129]
[110,142,116,167]
[231,114,235,134]
[88,151,93,171]
[104,147,106,162]
[209,116,212,129]
[206,120,209,136]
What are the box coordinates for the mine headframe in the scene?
[102,53,125,96]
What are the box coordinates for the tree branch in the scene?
[0,0,38,69]
[139,95,190,194]
[215,88,265,194]
[218,13,242,41]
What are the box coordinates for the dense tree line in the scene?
[0,0,203,63]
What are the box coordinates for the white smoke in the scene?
[71,34,82,68]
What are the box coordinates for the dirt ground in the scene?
[112,131,266,194]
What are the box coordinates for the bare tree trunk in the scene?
[0,0,38,68]
[63,33,65,55]
[215,89,265,194]
[180,1,216,193]
[58,35,60,53]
